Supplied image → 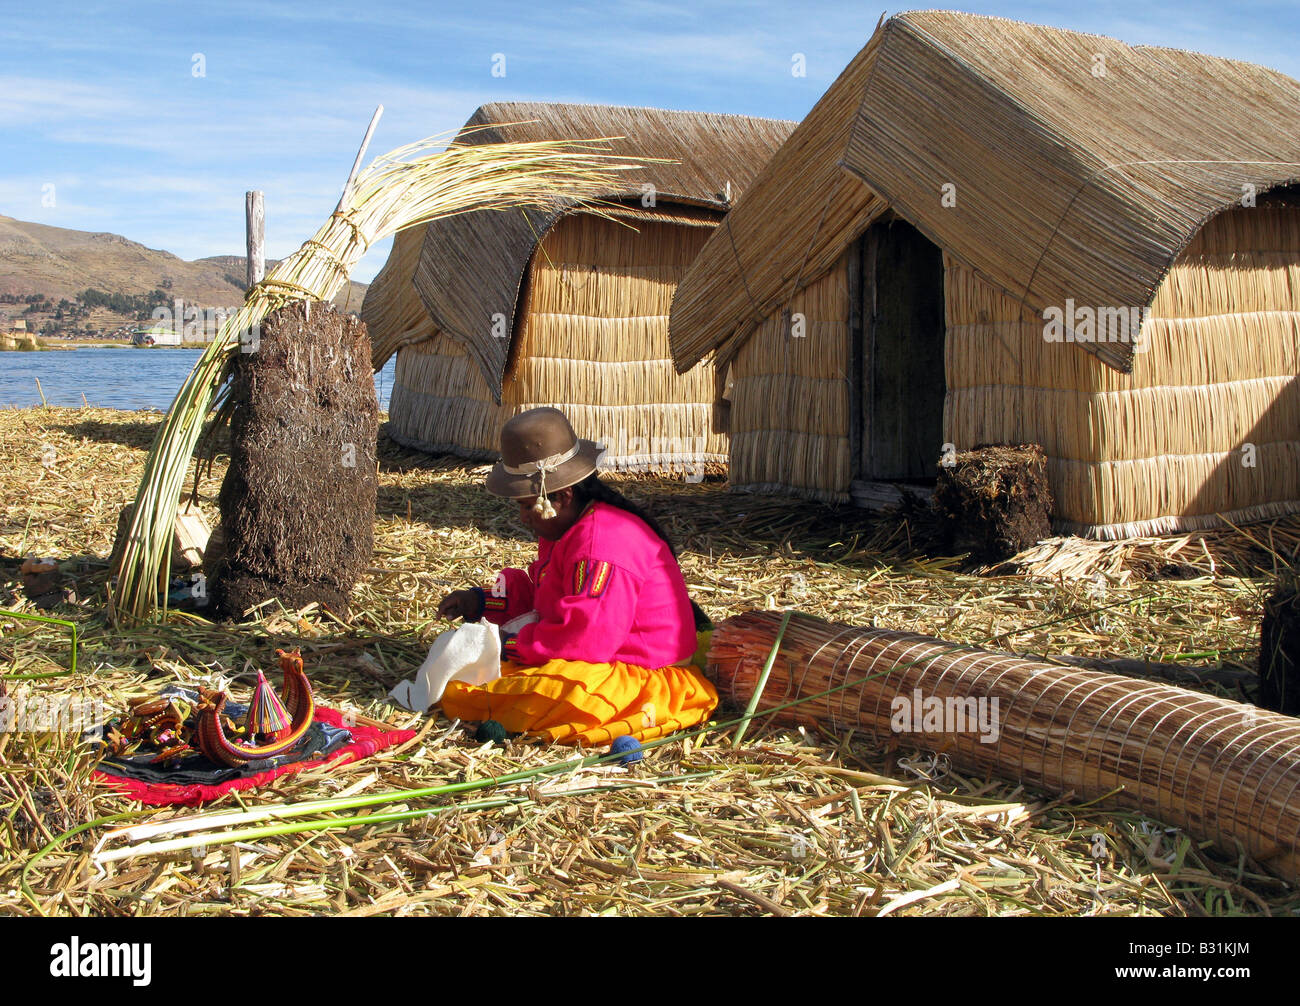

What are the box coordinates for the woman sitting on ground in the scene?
[436,407,718,746]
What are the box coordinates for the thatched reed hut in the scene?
[363,103,794,471]
[669,12,1300,539]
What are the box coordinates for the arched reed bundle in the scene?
[111,127,649,623]
[710,610,1300,882]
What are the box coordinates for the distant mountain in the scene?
[0,215,368,328]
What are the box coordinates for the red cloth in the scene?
[92,706,416,807]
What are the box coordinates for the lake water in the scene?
[0,346,397,412]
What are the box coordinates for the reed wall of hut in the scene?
[726,261,852,500]
[720,200,1300,537]
[385,211,728,468]
[945,201,1300,538]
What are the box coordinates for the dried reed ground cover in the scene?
[1,406,1297,916]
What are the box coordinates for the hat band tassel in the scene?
[503,444,579,519]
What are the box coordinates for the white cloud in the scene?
[0,76,142,125]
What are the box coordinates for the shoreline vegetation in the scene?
[0,334,48,351]
[3,405,1296,917]
[0,339,213,352]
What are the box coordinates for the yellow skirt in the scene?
[440,657,719,747]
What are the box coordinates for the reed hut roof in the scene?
[363,102,795,393]
[670,11,1300,374]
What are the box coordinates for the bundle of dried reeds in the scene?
[710,610,1300,881]
[111,127,646,623]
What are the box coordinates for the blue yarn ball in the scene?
[610,734,643,765]
[475,720,509,743]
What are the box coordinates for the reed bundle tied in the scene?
[710,610,1300,882]
[111,126,647,623]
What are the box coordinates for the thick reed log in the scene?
[709,611,1300,881]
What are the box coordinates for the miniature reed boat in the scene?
[194,650,315,767]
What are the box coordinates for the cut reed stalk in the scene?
[731,609,791,748]
[95,774,715,865]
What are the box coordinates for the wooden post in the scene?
[245,191,265,290]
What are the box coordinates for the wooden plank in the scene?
[849,479,933,510]
[337,105,384,213]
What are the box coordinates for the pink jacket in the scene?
[477,502,696,669]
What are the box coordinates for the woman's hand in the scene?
[438,588,483,621]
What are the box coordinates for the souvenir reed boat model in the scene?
[103,650,316,769]
[194,650,315,767]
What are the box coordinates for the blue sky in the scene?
[2,0,1298,282]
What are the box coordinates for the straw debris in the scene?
[3,406,1298,916]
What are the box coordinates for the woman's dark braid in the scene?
[572,474,680,557]
[571,474,712,631]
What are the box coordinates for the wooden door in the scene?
[858,218,946,481]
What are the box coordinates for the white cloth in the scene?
[388,621,501,713]
[387,612,540,713]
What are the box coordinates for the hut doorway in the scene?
[853,216,946,483]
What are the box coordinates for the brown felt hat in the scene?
[485,407,601,500]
